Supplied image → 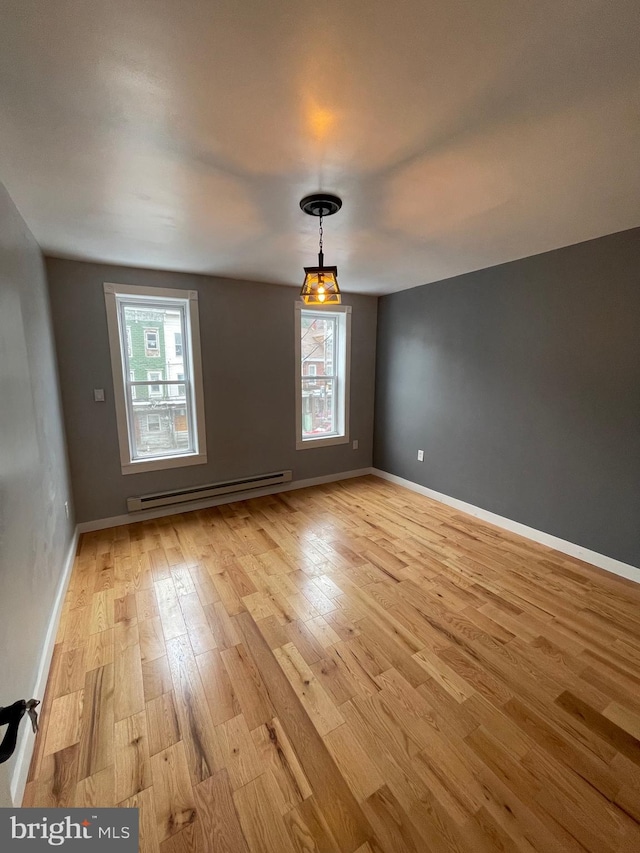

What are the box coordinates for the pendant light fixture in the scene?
[299,193,342,305]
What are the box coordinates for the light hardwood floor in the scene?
[24,475,640,852]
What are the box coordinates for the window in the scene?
[144,328,160,356]
[147,370,163,397]
[104,283,207,474]
[295,303,351,449]
[174,331,183,357]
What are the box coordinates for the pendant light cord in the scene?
[318,214,324,266]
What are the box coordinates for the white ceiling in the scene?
[1,1,639,295]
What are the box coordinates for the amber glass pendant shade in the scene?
[300,264,341,305]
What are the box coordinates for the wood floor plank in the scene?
[555,690,640,765]
[75,765,115,807]
[233,771,297,853]
[285,619,326,665]
[196,648,241,725]
[142,655,174,702]
[115,592,137,625]
[62,605,91,649]
[114,643,145,721]
[150,741,197,843]
[158,819,204,853]
[274,642,345,736]
[119,786,161,853]
[324,722,384,802]
[53,647,87,698]
[220,642,275,730]
[114,709,152,801]
[28,744,79,807]
[114,619,140,654]
[363,784,428,853]
[77,663,114,780]
[137,588,160,621]
[140,616,167,663]
[89,589,115,634]
[146,691,181,756]
[205,601,241,650]
[193,769,250,853]
[179,591,217,655]
[604,701,640,740]
[216,714,263,790]
[284,795,342,853]
[85,628,114,670]
[306,615,342,648]
[44,689,84,755]
[251,716,313,811]
[156,595,188,649]
[166,634,222,785]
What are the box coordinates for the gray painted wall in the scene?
[0,185,74,804]
[374,227,640,568]
[46,258,377,523]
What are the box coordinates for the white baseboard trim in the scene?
[372,469,640,584]
[77,468,375,533]
[10,526,80,806]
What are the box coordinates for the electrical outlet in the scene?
[417,450,424,462]
[352,439,359,450]
[93,388,105,402]
[64,501,70,519]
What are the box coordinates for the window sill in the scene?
[296,434,349,450]
[121,452,208,475]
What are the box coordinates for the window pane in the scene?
[301,377,335,437]
[301,314,335,377]
[123,304,185,382]
[128,395,194,458]
[122,302,195,459]
[167,375,186,397]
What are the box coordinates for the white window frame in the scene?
[146,414,161,432]
[104,282,207,475]
[295,302,351,450]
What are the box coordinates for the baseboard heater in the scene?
[127,469,293,512]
